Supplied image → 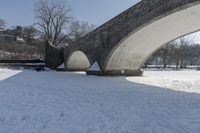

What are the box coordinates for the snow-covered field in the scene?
[0,68,200,133]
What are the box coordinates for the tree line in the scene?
[145,36,200,69]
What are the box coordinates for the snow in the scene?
[57,63,65,69]
[88,62,101,71]
[0,68,200,133]
[127,70,200,93]
[0,68,22,81]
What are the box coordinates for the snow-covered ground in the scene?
[127,70,200,93]
[0,68,200,133]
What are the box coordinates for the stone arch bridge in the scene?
[46,0,200,76]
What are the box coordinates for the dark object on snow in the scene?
[86,70,103,76]
[35,67,45,71]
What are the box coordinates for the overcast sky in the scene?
[0,0,140,27]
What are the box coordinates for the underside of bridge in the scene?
[104,3,200,76]
[64,51,90,71]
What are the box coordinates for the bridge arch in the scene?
[103,2,200,75]
[64,50,90,71]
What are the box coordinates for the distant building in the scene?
[16,36,25,43]
[0,26,25,43]
[0,35,17,43]
[0,28,4,34]
[2,26,22,37]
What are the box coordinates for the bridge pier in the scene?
[45,42,64,70]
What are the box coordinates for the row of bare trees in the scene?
[145,37,200,69]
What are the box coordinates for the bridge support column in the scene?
[103,69,143,76]
[45,41,64,70]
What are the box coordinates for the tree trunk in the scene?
[176,55,179,69]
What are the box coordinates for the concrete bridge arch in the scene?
[64,50,90,71]
[103,2,200,75]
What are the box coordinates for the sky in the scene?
[0,0,140,28]
[0,0,199,43]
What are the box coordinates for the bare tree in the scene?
[158,43,176,69]
[35,0,72,46]
[69,20,95,41]
[22,26,39,43]
[178,37,194,68]
[0,19,5,28]
[173,42,180,69]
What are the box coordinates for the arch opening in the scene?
[103,3,200,75]
[65,50,90,71]
[144,32,200,69]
